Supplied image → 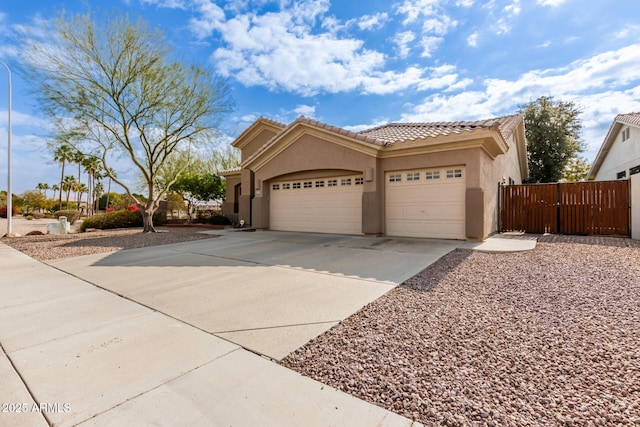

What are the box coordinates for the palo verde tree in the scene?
[518,96,584,183]
[22,11,233,232]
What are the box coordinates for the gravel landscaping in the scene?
[0,227,218,261]
[283,237,640,426]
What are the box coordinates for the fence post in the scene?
[497,182,502,232]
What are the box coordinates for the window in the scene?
[622,127,631,142]
[446,169,463,178]
[425,171,440,180]
[630,165,640,176]
[617,171,627,179]
[389,173,402,182]
[272,184,280,190]
[406,172,420,181]
[341,178,352,186]
[328,179,338,187]
[304,181,313,188]
[355,177,364,185]
[293,182,301,189]
[315,180,325,188]
[283,183,291,190]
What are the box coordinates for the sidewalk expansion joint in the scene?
[212,320,340,334]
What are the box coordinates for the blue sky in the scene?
[0,0,639,193]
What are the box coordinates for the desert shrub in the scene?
[53,210,81,225]
[26,215,34,220]
[31,212,45,219]
[80,209,166,232]
[208,214,231,225]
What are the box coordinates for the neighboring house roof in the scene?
[587,112,640,180]
[219,166,241,177]
[242,114,525,170]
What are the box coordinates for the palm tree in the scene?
[62,175,76,207]
[83,156,101,216]
[73,150,85,209]
[76,183,88,214]
[104,167,117,211]
[93,182,104,214]
[51,184,60,202]
[36,182,49,197]
[53,144,74,210]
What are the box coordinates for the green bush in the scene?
[208,214,231,225]
[26,215,34,220]
[80,209,166,232]
[53,210,81,225]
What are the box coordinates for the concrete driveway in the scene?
[48,230,461,360]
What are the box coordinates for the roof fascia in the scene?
[231,119,285,150]
[587,120,623,180]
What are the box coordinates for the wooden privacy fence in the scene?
[500,180,630,236]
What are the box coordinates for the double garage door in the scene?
[270,175,363,234]
[385,167,466,239]
[269,167,466,239]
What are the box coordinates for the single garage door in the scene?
[386,167,466,239]
[270,175,363,234]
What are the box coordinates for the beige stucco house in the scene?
[221,114,528,240]
[587,112,640,181]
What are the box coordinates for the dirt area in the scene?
[283,236,640,426]
[1,220,218,261]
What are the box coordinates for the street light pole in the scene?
[0,60,11,235]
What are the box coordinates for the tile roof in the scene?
[242,114,523,167]
[616,112,640,127]
[358,114,522,145]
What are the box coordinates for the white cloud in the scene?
[189,0,226,39]
[536,0,565,6]
[190,0,465,95]
[615,25,640,39]
[467,32,478,47]
[141,0,187,8]
[293,104,316,117]
[393,31,416,58]
[395,0,442,25]
[401,44,640,160]
[495,0,521,34]
[423,15,456,35]
[456,0,475,5]
[420,36,443,57]
[357,13,389,31]
[394,0,456,58]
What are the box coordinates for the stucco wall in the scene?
[240,129,279,163]
[480,131,525,236]
[595,125,640,181]
[632,174,640,240]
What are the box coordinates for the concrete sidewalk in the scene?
[0,242,421,427]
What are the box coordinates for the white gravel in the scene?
[282,237,640,426]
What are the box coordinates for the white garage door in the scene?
[270,175,363,234]
[386,167,466,239]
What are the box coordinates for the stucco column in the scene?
[466,188,485,240]
[239,169,254,226]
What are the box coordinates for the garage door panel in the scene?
[270,175,362,235]
[385,167,466,239]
